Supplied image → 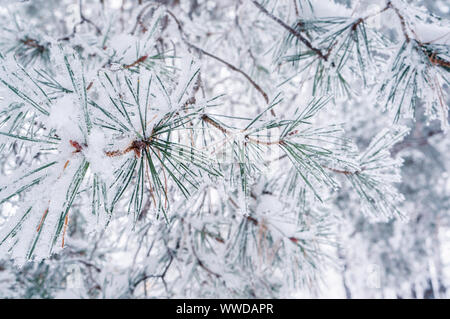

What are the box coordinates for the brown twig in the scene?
[20,38,46,53]
[105,140,149,158]
[246,214,304,246]
[293,0,299,16]
[70,140,84,153]
[123,55,149,69]
[251,0,328,61]
[59,0,102,40]
[36,208,49,232]
[322,166,364,176]
[61,212,70,248]
[131,2,159,35]
[201,114,230,135]
[387,1,411,43]
[426,51,450,68]
[188,224,221,279]
[253,0,390,63]
[201,114,284,146]
[265,150,365,176]
[166,10,270,105]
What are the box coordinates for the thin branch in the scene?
[130,255,173,295]
[201,114,368,175]
[386,2,450,70]
[131,2,159,35]
[265,149,365,176]
[391,128,443,156]
[188,224,221,279]
[251,0,328,61]
[166,10,270,105]
[387,1,411,43]
[20,38,46,53]
[123,55,149,69]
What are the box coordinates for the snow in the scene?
[0,0,448,299]
[414,21,450,45]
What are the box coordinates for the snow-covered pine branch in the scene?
[0,0,448,298]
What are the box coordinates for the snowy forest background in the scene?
[0,0,449,299]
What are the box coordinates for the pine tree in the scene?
[0,0,448,298]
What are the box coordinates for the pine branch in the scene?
[166,9,271,108]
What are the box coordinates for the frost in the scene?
[0,0,448,299]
